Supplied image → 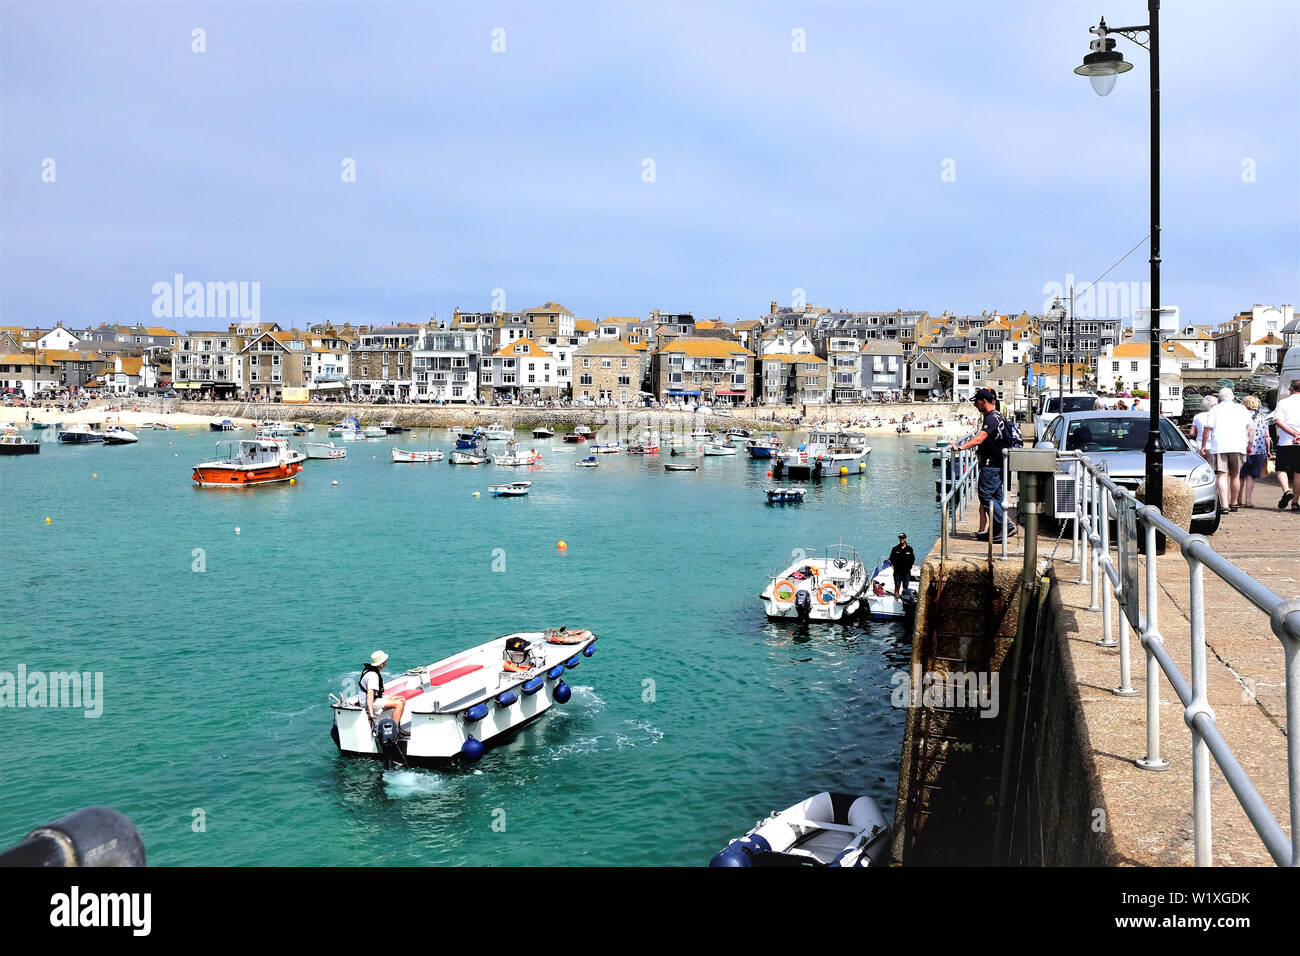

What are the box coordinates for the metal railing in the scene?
[1071,453,1300,867]
[938,445,980,559]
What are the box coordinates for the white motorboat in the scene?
[102,424,139,444]
[764,487,805,504]
[489,481,532,497]
[532,426,555,439]
[574,456,598,467]
[392,448,443,463]
[492,441,542,466]
[865,558,921,620]
[760,544,867,621]
[253,430,307,465]
[329,417,363,441]
[305,442,347,460]
[330,629,599,765]
[724,427,753,443]
[484,423,513,440]
[664,462,698,472]
[192,439,304,487]
[710,792,891,868]
[449,450,488,465]
[57,424,105,444]
[702,441,736,456]
[591,441,622,454]
[363,425,387,439]
[690,426,712,439]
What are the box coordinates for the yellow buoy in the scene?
[557,540,567,551]
[45,517,52,524]
[92,473,98,478]
[840,466,848,476]
[473,491,481,497]
[289,478,295,485]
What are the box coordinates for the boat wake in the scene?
[615,719,664,750]
[381,768,450,798]
[546,737,601,761]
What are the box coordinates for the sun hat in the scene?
[370,650,388,667]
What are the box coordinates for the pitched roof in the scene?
[493,338,553,358]
[1251,334,1283,346]
[525,302,573,315]
[574,319,596,332]
[762,353,826,365]
[655,338,752,358]
[575,340,638,356]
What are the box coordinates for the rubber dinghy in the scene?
[709,792,890,867]
[330,629,598,767]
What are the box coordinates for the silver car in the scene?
[1036,410,1220,533]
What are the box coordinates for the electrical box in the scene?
[1009,448,1059,474]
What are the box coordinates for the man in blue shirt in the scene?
[956,388,1017,538]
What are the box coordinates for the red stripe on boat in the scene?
[428,664,483,686]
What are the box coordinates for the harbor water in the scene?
[1,427,938,865]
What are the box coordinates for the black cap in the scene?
[898,532,907,538]
[973,388,997,403]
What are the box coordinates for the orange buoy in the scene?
[557,541,567,551]
[45,517,52,524]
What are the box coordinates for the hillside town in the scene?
[1,300,1294,413]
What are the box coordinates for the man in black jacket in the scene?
[889,533,915,598]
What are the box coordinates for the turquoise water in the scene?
[1,426,936,865]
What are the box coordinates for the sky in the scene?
[2,1,1297,332]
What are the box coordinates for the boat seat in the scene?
[428,664,483,687]
[390,687,425,701]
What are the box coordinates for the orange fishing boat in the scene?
[192,439,303,488]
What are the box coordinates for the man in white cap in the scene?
[359,650,406,728]
[1200,387,1254,513]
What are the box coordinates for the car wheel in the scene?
[1200,504,1222,536]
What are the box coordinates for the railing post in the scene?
[1098,483,1116,648]
[941,495,949,560]
[1276,601,1300,868]
[1186,550,1215,866]
[1070,461,1081,565]
[1087,472,1101,611]
[1001,447,1009,558]
[1136,518,1170,772]
[1078,466,1089,586]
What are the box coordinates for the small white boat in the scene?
[865,558,921,619]
[57,424,104,444]
[392,448,443,463]
[329,417,363,441]
[449,450,488,465]
[690,427,712,439]
[484,423,513,441]
[532,426,555,439]
[305,442,347,460]
[764,487,805,504]
[492,441,542,466]
[664,463,698,472]
[574,456,598,467]
[591,441,622,454]
[363,425,387,438]
[253,430,307,465]
[702,441,736,456]
[103,424,139,444]
[489,481,532,497]
[760,544,867,621]
[330,629,599,765]
[725,427,753,443]
[710,792,890,868]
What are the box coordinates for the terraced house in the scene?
[573,339,644,404]
[651,338,753,405]
[174,326,259,396]
[759,354,827,406]
[481,338,559,402]
[350,324,421,401]
[412,327,490,403]
[241,330,308,401]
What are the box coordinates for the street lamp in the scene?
[1074,3,1165,534]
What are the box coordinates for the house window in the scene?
[602,359,611,369]
[1112,362,1120,372]
[1130,361,1139,372]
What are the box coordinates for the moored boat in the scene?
[765,487,805,504]
[488,480,532,497]
[449,450,488,465]
[492,441,542,466]
[192,439,304,487]
[305,442,347,460]
[561,432,586,444]
[379,420,407,434]
[664,463,698,472]
[702,441,737,456]
[0,434,40,455]
[591,441,622,454]
[865,558,921,619]
[484,423,513,441]
[392,448,443,463]
[709,792,890,867]
[725,427,753,443]
[532,426,555,439]
[746,435,783,459]
[574,455,598,467]
[362,425,387,438]
[330,629,599,765]
[103,424,139,444]
[57,424,104,444]
[760,544,867,621]
[209,418,239,432]
[30,421,53,430]
[329,417,363,441]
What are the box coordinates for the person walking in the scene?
[956,388,1016,537]
[1240,395,1270,507]
[1275,379,1300,510]
[1200,387,1254,513]
[1189,394,1216,445]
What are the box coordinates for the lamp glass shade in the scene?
[1089,73,1118,96]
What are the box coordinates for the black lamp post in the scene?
[1075,2,1164,530]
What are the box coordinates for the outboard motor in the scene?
[709,834,772,867]
[795,589,812,619]
[374,716,402,770]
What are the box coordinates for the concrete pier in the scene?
[893,479,1294,866]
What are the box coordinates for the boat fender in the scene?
[547,665,566,681]
[464,703,489,722]
[565,655,580,669]
[521,677,545,696]
[495,690,518,707]
[553,681,571,704]
[460,736,485,762]
[582,644,595,658]
[795,589,812,619]
[708,834,772,867]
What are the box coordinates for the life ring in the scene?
[815,583,840,605]
[773,579,797,603]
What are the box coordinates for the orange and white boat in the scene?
[192,439,303,488]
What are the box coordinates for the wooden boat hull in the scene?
[192,461,302,487]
